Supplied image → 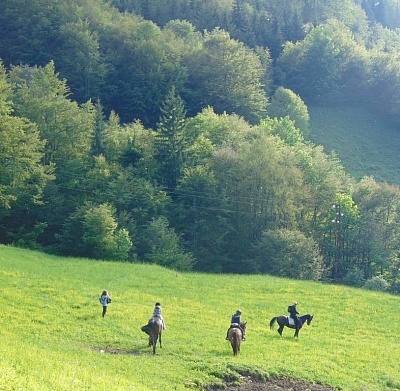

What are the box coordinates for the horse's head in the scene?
[306,315,313,325]
[241,322,247,331]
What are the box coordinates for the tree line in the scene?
[2,0,400,126]
[1,0,400,293]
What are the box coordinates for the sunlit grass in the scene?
[309,104,400,185]
[1,245,399,390]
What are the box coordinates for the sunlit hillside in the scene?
[309,105,400,186]
[1,245,399,390]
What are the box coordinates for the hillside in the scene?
[1,245,399,390]
[309,105,400,186]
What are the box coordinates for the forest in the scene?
[1,0,400,292]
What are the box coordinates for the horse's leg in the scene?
[152,335,157,354]
[278,325,284,336]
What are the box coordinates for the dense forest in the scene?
[1,0,400,293]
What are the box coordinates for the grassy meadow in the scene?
[309,105,400,186]
[1,245,400,391]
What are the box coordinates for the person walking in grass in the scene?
[99,290,112,317]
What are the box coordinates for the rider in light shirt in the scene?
[152,302,166,329]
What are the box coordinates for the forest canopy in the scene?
[1,0,400,293]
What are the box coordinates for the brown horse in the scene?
[227,322,247,356]
[270,314,313,338]
[141,317,163,354]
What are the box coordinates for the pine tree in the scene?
[155,86,187,193]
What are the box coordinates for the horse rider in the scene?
[225,309,246,340]
[152,302,166,329]
[141,302,166,337]
[287,301,300,329]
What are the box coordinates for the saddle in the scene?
[230,322,240,328]
[287,316,296,326]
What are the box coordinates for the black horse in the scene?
[141,317,163,354]
[270,314,313,337]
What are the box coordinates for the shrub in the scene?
[342,268,364,287]
[142,216,195,271]
[364,275,389,292]
[254,228,324,280]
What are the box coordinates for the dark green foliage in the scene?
[0,0,68,67]
[140,216,195,271]
[254,228,324,280]
[364,275,389,291]
[277,20,369,105]
[0,63,54,244]
[9,62,96,169]
[186,28,267,124]
[54,20,106,103]
[342,267,365,287]
[155,86,188,192]
[1,0,400,288]
[58,202,132,260]
[266,87,310,136]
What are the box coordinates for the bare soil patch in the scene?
[204,375,337,391]
[89,346,141,355]
[88,347,336,390]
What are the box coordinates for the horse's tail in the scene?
[270,317,277,329]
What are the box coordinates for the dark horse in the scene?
[270,314,313,338]
[227,322,247,356]
[141,317,163,354]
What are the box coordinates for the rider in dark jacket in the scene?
[225,309,246,340]
[288,302,300,329]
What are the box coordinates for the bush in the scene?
[364,276,389,292]
[342,268,364,287]
[142,216,195,271]
[266,86,310,136]
[254,228,324,280]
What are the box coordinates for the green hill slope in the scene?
[1,245,399,390]
[309,105,400,186]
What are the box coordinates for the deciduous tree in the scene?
[187,28,267,124]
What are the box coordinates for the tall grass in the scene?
[1,245,399,390]
[309,105,400,186]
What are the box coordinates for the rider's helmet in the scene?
[236,309,242,315]
[293,302,298,306]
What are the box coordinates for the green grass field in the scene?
[309,105,400,186]
[1,245,399,390]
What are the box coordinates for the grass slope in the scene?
[309,105,400,186]
[1,245,399,390]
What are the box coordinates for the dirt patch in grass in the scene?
[204,375,336,391]
[89,346,141,355]
[88,348,337,389]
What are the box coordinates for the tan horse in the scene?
[141,316,163,354]
[227,322,247,356]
